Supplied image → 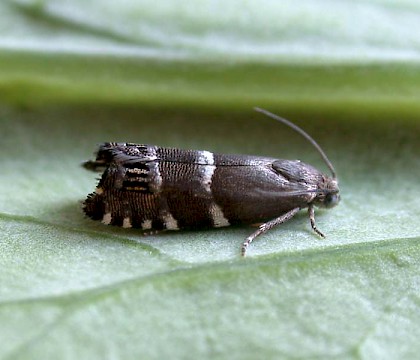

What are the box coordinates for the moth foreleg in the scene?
[241,207,300,257]
[308,204,325,238]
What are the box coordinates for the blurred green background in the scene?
[1,1,419,359]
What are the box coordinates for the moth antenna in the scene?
[254,107,337,179]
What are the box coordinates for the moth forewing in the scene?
[83,109,340,256]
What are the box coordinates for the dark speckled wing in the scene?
[83,143,321,230]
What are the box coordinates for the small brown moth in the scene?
[83,108,340,256]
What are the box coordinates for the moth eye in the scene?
[324,193,340,208]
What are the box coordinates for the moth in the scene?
[83,108,340,256]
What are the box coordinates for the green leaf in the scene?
[1,1,420,359]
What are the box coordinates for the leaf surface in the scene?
[1,1,420,359]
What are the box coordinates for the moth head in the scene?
[254,107,340,210]
[315,177,340,209]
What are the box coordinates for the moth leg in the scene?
[308,204,325,238]
[241,207,300,257]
